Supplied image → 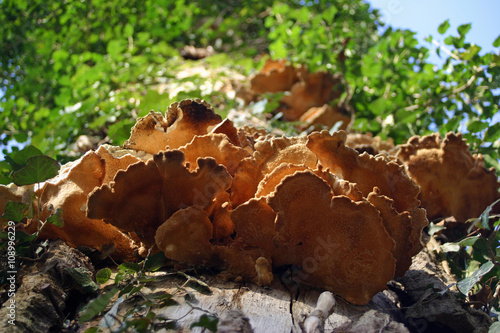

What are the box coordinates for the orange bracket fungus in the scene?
[124,99,222,154]
[87,150,231,247]
[9,98,481,306]
[6,148,141,262]
[267,171,396,305]
[397,132,500,222]
[249,59,344,125]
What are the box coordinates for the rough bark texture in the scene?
[396,235,492,333]
[0,240,94,333]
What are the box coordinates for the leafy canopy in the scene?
[0,0,499,174]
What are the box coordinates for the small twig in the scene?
[431,39,461,61]
[452,73,478,95]
[17,251,49,262]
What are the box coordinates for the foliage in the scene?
[80,252,219,333]
[0,145,63,293]
[1,0,499,172]
[439,199,500,315]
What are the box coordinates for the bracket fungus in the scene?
[179,133,250,176]
[4,98,464,306]
[345,132,395,156]
[230,136,317,206]
[87,150,231,247]
[124,99,222,154]
[298,104,352,131]
[249,59,343,123]
[397,132,500,222]
[268,171,397,305]
[8,148,141,262]
[250,59,307,94]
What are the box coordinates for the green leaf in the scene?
[494,35,500,48]
[438,20,450,34]
[46,208,64,227]
[428,222,445,236]
[1,201,30,223]
[270,39,287,59]
[457,23,471,37]
[5,145,44,171]
[96,268,112,284]
[444,35,454,45]
[153,292,178,307]
[475,198,500,230]
[457,260,495,295]
[80,287,119,322]
[458,235,481,247]
[107,39,127,59]
[121,284,144,298]
[440,242,460,253]
[467,120,489,133]
[461,44,481,61]
[123,24,134,37]
[115,272,126,284]
[118,262,141,274]
[190,314,218,332]
[144,251,165,272]
[13,155,60,186]
[485,123,500,142]
[65,267,100,293]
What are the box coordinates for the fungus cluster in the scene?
[2,99,498,305]
[247,59,350,129]
[397,132,500,222]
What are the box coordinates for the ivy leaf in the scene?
[438,19,450,34]
[13,155,60,186]
[190,314,219,332]
[65,267,100,293]
[4,145,44,172]
[96,268,112,284]
[46,208,64,227]
[1,201,30,223]
[79,287,119,322]
[457,261,495,295]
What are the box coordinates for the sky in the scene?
[367,0,500,64]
